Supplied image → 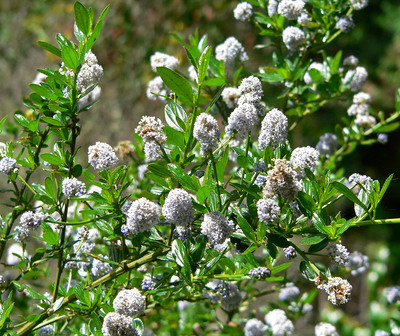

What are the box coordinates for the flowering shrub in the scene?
[0,1,400,335]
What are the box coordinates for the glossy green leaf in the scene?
[196,186,210,204]
[74,2,90,36]
[14,114,30,129]
[168,164,199,192]
[165,102,187,132]
[332,181,368,212]
[12,281,47,300]
[42,223,59,246]
[61,46,79,71]
[157,67,193,106]
[198,46,211,84]
[300,234,326,245]
[299,261,317,281]
[38,41,62,57]
[41,153,64,166]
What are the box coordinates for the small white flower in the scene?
[234,2,253,21]
[282,26,305,51]
[88,142,119,170]
[150,52,179,72]
[113,288,146,317]
[62,177,86,198]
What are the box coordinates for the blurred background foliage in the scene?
[1,0,400,329]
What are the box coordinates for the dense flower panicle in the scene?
[327,244,350,267]
[193,113,221,155]
[38,325,55,336]
[254,160,266,172]
[264,309,295,336]
[88,142,119,170]
[238,76,263,103]
[343,66,368,92]
[162,189,194,226]
[304,62,329,84]
[0,157,17,175]
[315,322,339,336]
[258,108,288,150]
[15,210,46,241]
[173,225,192,241]
[350,0,368,10]
[316,133,338,155]
[297,10,310,25]
[283,246,297,260]
[102,312,138,336]
[263,159,303,201]
[348,173,373,194]
[62,177,87,198]
[135,116,166,144]
[249,266,271,279]
[215,37,249,67]
[385,286,400,304]
[355,114,376,128]
[290,146,320,179]
[76,51,103,92]
[279,283,300,301]
[268,0,279,16]
[347,251,369,276]
[143,141,163,161]
[221,87,241,108]
[254,175,268,188]
[375,331,390,336]
[277,0,305,20]
[234,2,253,21]
[244,318,266,336]
[91,255,113,278]
[317,277,352,305]
[150,51,179,72]
[201,211,234,246]
[282,26,305,51]
[141,276,157,291]
[226,103,259,138]
[378,133,388,144]
[256,198,281,224]
[336,17,354,32]
[203,280,242,312]
[122,198,160,236]
[343,55,359,67]
[113,288,145,317]
[146,76,169,101]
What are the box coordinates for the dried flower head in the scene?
[317,277,352,305]
[88,142,119,170]
[113,288,146,317]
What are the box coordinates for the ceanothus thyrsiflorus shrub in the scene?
[0,1,400,335]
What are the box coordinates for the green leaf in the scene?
[196,186,210,204]
[12,281,47,300]
[74,284,89,306]
[147,163,172,178]
[379,174,393,202]
[268,234,290,247]
[29,84,54,100]
[258,71,284,83]
[308,68,323,83]
[40,116,64,126]
[38,41,62,57]
[41,223,59,246]
[0,291,14,328]
[44,176,55,198]
[204,85,225,114]
[164,126,185,149]
[215,148,229,183]
[311,213,329,235]
[157,67,193,106]
[203,77,226,86]
[231,207,256,243]
[74,2,90,36]
[172,240,192,285]
[41,153,64,166]
[198,46,211,84]
[168,164,199,192]
[185,47,199,71]
[373,122,400,133]
[332,181,368,212]
[271,262,292,274]
[14,114,30,129]
[132,319,144,336]
[87,5,110,50]
[300,234,326,245]
[297,191,316,218]
[165,102,187,132]
[299,261,317,281]
[330,50,342,74]
[61,46,79,71]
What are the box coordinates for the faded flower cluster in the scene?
[317,277,352,305]
[135,116,167,161]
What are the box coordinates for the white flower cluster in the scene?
[268,0,279,16]
[283,246,297,260]
[200,211,234,246]
[0,157,17,175]
[347,251,369,276]
[113,288,146,317]
[121,198,160,237]
[263,159,303,201]
[277,0,305,20]
[375,330,390,336]
[226,103,259,139]
[315,322,339,336]
[316,133,338,156]
[135,116,167,161]
[304,62,330,84]
[141,275,157,291]
[336,17,355,32]
[385,286,400,304]
[258,108,288,150]
[350,0,368,10]
[234,2,253,21]
[76,50,104,92]
[343,66,368,92]
[162,189,194,226]
[91,254,113,278]
[290,146,320,179]
[248,266,271,279]
[102,312,139,336]
[279,283,300,301]
[256,198,281,224]
[264,309,294,336]
[62,177,87,198]
[38,325,55,336]
[343,55,359,67]
[282,26,305,51]
[215,37,249,68]
[348,173,373,194]
[146,76,170,101]
[317,276,352,305]
[88,142,119,170]
[239,75,264,103]
[244,318,266,336]
[193,113,221,156]
[347,92,376,128]
[150,51,179,72]
[203,280,242,311]
[14,211,46,242]
[327,243,350,267]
